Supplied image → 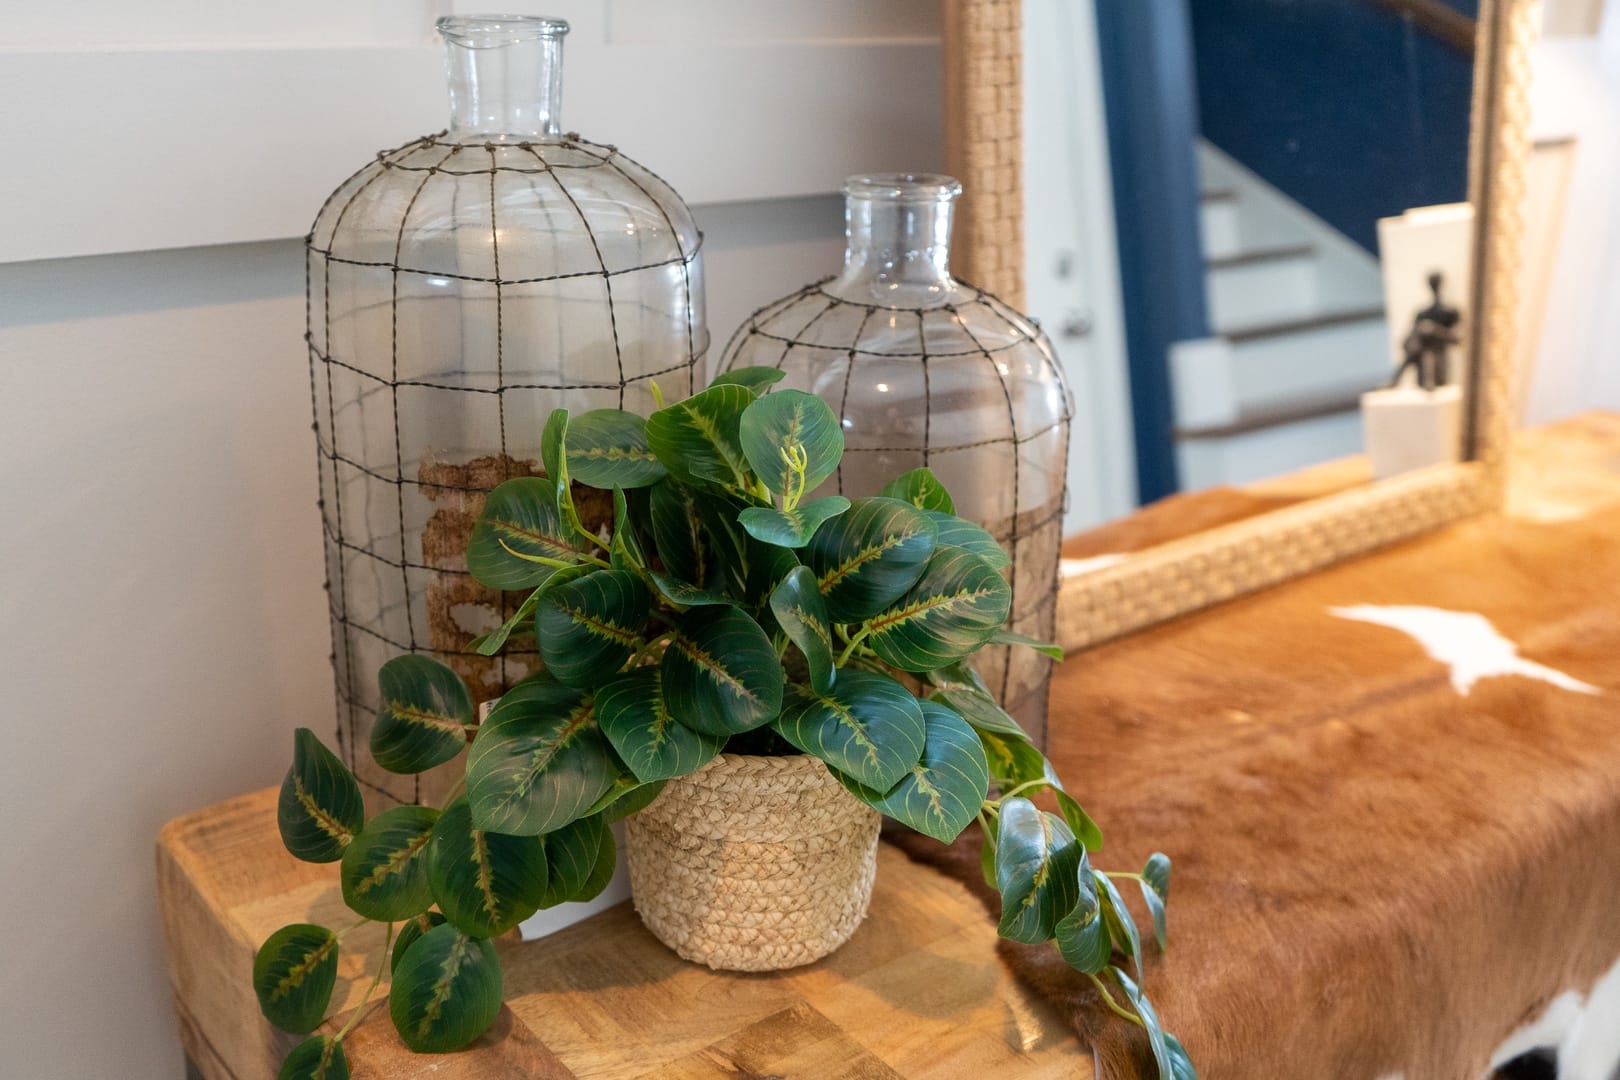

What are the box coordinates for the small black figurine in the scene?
[1391,271,1462,392]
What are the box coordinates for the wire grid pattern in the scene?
[719,278,1072,746]
[307,131,705,808]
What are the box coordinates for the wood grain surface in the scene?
[158,789,1087,1079]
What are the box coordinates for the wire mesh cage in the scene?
[718,174,1071,747]
[307,15,707,806]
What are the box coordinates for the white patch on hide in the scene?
[1372,954,1620,1080]
[1485,950,1620,1080]
[1328,605,1601,697]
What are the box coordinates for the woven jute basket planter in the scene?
[624,752,880,972]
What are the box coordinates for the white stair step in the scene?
[1175,405,1365,489]
[1226,309,1389,413]
[1169,309,1390,429]
[1200,189,1244,260]
[1205,243,1319,332]
[1199,189,1313,261]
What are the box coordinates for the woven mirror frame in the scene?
[942,0,1538,650]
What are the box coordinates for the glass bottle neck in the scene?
[438,15,568,141]
[826,174,963,309]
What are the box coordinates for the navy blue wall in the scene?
[1095,1,1210,502]
[1189,0,1475,252]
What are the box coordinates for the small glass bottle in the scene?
[307,15,707,804]
[718,174,1071,746]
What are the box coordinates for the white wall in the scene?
[1022,0,1137,530]
[0,241,330,1079]
[1522,6,1620,423]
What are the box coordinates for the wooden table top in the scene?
[159,788,1087,1080]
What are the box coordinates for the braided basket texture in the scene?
[624,753,880,972]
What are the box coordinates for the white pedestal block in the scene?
[1361,384,1463,480]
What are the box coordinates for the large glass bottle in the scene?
[718,174,1070,746]
[308,15,707,804]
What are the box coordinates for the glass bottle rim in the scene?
[843,173,963,204]
[436,14,570,48]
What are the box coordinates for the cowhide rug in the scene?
[891,502,1620,1080]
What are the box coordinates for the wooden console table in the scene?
[159,788,1084,1079]
[158,414,1620,1079]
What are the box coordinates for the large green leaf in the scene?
[388,924,503,1053]
[1097,870,1143,983]
[594,668,723,782]
[881,467,955,513]
[978,727,1047,784]
[472,587,540,657]
[539,814,612,906]
[926,662,1029,740]
[994,796,1082,944]
[466,677,615,836]
[426,797,549,938]
[648,571,735,608]
[1113,966,1175,1080]
[277,728,364,864]
[738,389,844,496]
[1053,787,1105,853]
[769,566,837,695]
[371,655,473,775]
[1165,1034,1199,1080]
[471,564,593,656]
[278,1035,349,1080]
[773,671,925,791]
[391,912,446,975]
[647,479,720,591]
[466,477,587,590]
[565,408,666,489]
[253,923,339,1035]
[709,366,788,394]
[806,496,938,622]
[645,383,754,490]
[924,510,1011,570]
[976,727,1104,851]
[571,821,619,902]
[588,775,668,823]
[838,700,988,843]
[541,408,597,547]
[339,805,440,921]
[1053,849,1109,974]
[609,487,647,575]
[738,496,851,549]
[736,531,802,607]
[863,548,1012,672]
[988,628,1064,660]
[1141,852,1171,950]
[661,606,784,736]
[534,568,649,687]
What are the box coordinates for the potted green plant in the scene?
[253,370,1193,1079]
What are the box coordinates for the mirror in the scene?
[952,0,1531,646]
[1028,0,1483,539]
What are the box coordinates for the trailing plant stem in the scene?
[1085,971,1147,1030]
[836,626,872,667]
[996,778,1048,803]
[334,921,394,1042]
